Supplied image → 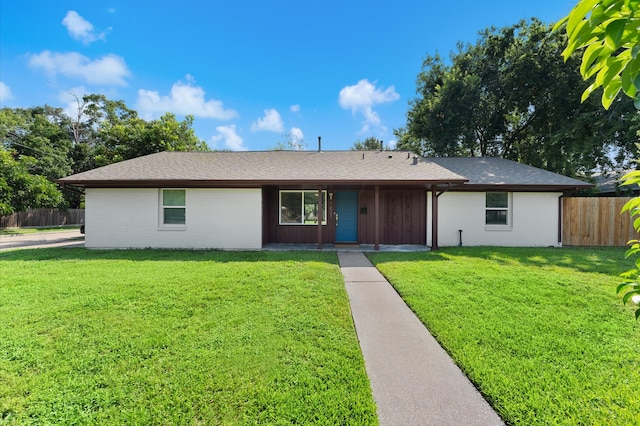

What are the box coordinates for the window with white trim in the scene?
[279,190,327,225]
[161,189,186,225]
[485,192,510,226]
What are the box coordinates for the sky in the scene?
[0,0,578,151]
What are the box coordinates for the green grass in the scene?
[368,247,640,425]
[0,226,80,235]
[0,249,377,425]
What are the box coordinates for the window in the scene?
[485,192,510,226]
[161,189,186,225]
[280,190,327,225]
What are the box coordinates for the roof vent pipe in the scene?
[318,136,321,152]
[380,140,383,151]
[412,156,418,165]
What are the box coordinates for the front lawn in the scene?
[0,249,377,425]
[369,247,640,425]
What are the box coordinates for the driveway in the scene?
[0,230,85,251]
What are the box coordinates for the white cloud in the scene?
[0,81,13,103]
[290,104,300,113]
[28,51,130,86]
[339,79,399,133]
[137,79,237,120]
[251,108,284,133]
[210,125,247,151]
[290,127,304,141]
[62,11,105,44]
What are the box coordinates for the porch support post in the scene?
[317,186,323,250]
[431,186,439,251]
[374,185,380,251]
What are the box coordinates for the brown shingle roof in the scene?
[430,157,592,190]
[58,151,467,187]
[58,151,592,190]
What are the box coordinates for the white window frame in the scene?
[159,188,186,229]
[279,190,327,225]
[485,192,512,230]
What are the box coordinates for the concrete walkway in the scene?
[0,230,84,251]
[338,252,503,426]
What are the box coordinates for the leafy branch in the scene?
[618,169,640,319]
[555,0,640,109]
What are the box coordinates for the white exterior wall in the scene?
[427,191,562,247]
[85,188,262,249]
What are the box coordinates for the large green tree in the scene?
[76,94,208,166]
[0,94,209,214]
[0,106,73,181]
[0,149,64,215]
[397,18,639,176]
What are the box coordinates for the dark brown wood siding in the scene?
[263,187,426,245]
[358,189,426,245]
[262,187,334,244]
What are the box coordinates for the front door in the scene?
[335,191,358,242]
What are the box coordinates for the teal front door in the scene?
[335,191,358,242]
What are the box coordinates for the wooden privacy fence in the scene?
[0,209,85,228]
[563,197,638,246]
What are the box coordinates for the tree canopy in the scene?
[351,137,385,151]
[1,94,208,214]
[396,18,639,176]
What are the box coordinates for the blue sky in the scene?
[1,0,577,151]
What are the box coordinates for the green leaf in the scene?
[589,3,608,27]
[582,82,601,102]
[620,266,639,277]
[622,288,640,305]
[605,19,626,50]
[584,51,608,79]
[620,170,640,185]
[567,0,600,37]
[601,78,623,108]
[621,61,638,97]
[581,43,607,76]
[624,245,640,258]
[563,20,593,59]
[618,282,634,293]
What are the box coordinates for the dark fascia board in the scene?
[445,183,594,192]
[58,178,470,189]
[57,179,591,192]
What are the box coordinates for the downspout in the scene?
[374,186,380,250]
[317,186,323,250]
[558,195,563,246]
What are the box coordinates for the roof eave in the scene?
[446,183,594,192]
[57,178,469,189]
